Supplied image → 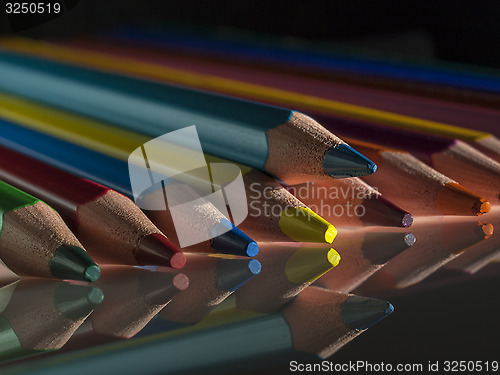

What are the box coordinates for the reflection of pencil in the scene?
[357,218,493,293]
[0,121,257,257]
[156,254,261,327]
[312,113,500,203]
[13,287,392,374]
[315,230,415,293]
[345,138,491,216]
[0,145,185,269]
[90,265,188,339]
[0,93,336,244]
[0,49,376,183]
[234,243,340,313]
[0,180,100,281]
[289,178,413,228]
[444,212,500,275]
[8,36,497,165]
[0,279,102,364]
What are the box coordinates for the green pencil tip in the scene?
[323,144,377,178]
[341,295,394,330]
[50,245,101,282]
[54,283,104,320]
[85,265,101,282]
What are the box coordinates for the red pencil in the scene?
[0,145,185,268]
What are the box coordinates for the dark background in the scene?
[1,1,499,373]
[2,0,500,69]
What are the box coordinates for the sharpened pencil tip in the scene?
[402,213,414,228]
[211,218,259,257]
[54,284,104,320]
[136,233,185,269]
[341,296,394,330]
[215,258,262,292]
[279,207,337,243]
[438,182,491,216]
[361,195,414,228]
[50,245,101,282]
[323,144,378,178]
[477,200,491,215]
[84,265,101,282]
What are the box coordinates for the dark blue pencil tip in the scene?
[341,296,394,330]
[211,218,259,257]
[323,144,377,178]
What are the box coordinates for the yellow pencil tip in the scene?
[279,207,338,243]
[285,247,341,284]
[327,248,341,267]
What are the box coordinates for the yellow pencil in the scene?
[1,36,498,163]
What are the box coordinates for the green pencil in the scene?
[0,180,100,281]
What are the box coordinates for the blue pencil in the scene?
[0,120,258,256]
[108,27,500,94]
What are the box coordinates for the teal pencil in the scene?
[0,50,376,185]
[0,287,393,374]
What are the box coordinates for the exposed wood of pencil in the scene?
[289,177,413,228]
[0,145,184,268]
[349,139,491,216]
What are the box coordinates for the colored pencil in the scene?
[1,287,393,374]
[0,120,258,257]
[0,93,337,243]
[311,113,500,203]
[0,49,377,184]
[0,279,103,364]
[345,138,491,216]
[156,254,261,326]
[0,179,100,281]
[8,36,498,165]
[89,265,188,339]
[95,35,500,137]
[233,243,340,313]
[356,217,494,293]
[54,35,500,138]
[289,178,413,228]
[0,145,185,269]
[16,36,498,165]
[20,36,500,202]
[314,230,416,293]
[97,28,500,112]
